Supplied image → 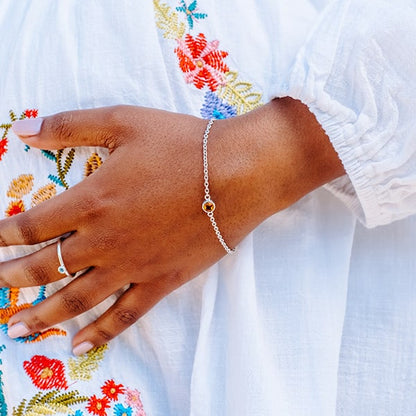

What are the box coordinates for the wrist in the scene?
[203,98,344,247]
[265,97,345,208]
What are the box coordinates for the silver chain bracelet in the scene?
[201,119,235,254]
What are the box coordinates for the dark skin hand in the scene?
[0,98,344,355]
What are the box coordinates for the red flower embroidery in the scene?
[86,395,110,416]
[0,137,7,161]
[175,33,228,91]
[24,109,38,118]
[23,355,68,390]
[5,200,25,217]
[101,379,125,401]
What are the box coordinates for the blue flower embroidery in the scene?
[176,0,207,29]
[114,403,133,416]
[201,91,237,119]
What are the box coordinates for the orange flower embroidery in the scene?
[101,379,125,401]
[175,33,228,91]
[86,395,111,416]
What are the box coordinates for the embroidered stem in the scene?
[56,148,75,190]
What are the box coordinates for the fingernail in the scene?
[8,322,31,338]
[73,341,94,356]
[12,118,43,137]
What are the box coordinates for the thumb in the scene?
[11,106,125,150]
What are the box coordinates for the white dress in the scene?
[0,0,415,415]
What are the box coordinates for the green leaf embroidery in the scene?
[13,390,88,416]
[153,0,186,39]
[68,344,108,381]
[12,398,26,416]
[217,71,263,115]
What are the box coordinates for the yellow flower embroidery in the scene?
[85,153,103,177]
[6,174,34,199]
[31,183,57,207]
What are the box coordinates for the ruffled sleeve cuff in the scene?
[282,0,416,228]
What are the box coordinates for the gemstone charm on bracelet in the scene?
[202,199,216,213]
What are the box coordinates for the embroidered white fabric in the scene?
[0,1,415,415]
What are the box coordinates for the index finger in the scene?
[11,105,137,150]
[0,181,96,246]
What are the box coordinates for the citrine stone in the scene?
[202,199,216,213]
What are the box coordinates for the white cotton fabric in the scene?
[0,1,414,415]
[285,0,416,228]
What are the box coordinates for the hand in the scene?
[0,99,344,355]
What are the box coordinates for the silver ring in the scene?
[57,238,75,278]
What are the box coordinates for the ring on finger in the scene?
[57,237,75,278]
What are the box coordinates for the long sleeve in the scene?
[284,0,416,228]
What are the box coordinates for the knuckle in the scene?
[165,269,189,287]
[113,307,139,326]
[102,132,119,153]
[49,112,74,141]
[73,193,103,223]
[15,216,38,245]
[95,326,114,342]
[61,291,90,315]
[23,263,50,286]
[30,313,49,331]
[106,105,130,128]
[103,105,133,149]
[91,234,118,254]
